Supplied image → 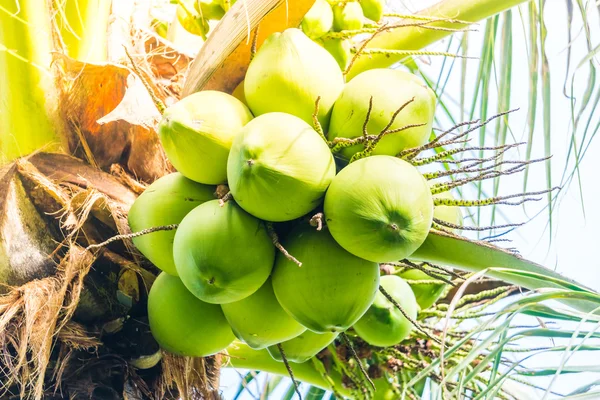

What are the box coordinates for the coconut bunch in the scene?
[173,0,235,39]
[127,26,466,367]
[300,0,385,70]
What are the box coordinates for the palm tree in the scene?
[2,0,599,398]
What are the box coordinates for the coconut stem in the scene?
[250,25,260,61]
[431,187,560,207]
[378,286,443,346]
[219,191,233,206]
[266,223,302,267]
[85,224,179,251]
[309,213,324,231]
[277,343,303,400]
[312,97,328,143]
[339,332,376,393]
[432,218,524,232]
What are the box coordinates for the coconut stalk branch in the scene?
[346,0,529,79]
[412,231,599,312]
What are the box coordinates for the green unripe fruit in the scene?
[231,80,247,106]
[329,69,436,160]
[148,273,235,356]
[128,173,215,276]
[353,275,418,347]
[301,0,334,39]
[321,37,351,71]
[195,0,225,20]
[324,156,434,263]
[217,0,236,11]
[173,200,275,304]
[359,0,385,22]
[158,90,253,185]
[332,2,364,32]
[176,1,210,38]
[221,279,306,349]
[227,113,335,222]
[397,269,445,311]
[272,226,380,333]
[244,28,344,130]
[267,330,337,363]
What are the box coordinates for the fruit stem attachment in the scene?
[123,46,166,115]
[378,286,443,346]
[309,213,324,231]
[277,343,303,400]
[312,97,328,143]
[266,223,302,267]
[250,25,260,61]
[85,224,179,251]
[219,191,233,206]
[339,332,376,393]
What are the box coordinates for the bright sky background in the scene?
[219,0,600,398]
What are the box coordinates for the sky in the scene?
[219,0,600,398]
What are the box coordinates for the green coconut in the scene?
[332,2,364,32]
[271,226,380,333]
[267,330,338,363]
[195,0,225,20]
[148,272,235,357]
[397,269,446,311]
[301,0,334,39]
[324,156,434,263]
[227,112,336,222]
[173,200,275,304]
[359,0,385,22]
[328,69,436,160]
[221,278,306,349]
[244,28,344,130]
[158,90,253,185]
[176,1,210,38]
[128,173,215,276]
[231,79,247,106]
[321,37,351,71]
[353,275,418,347]
[217,0,236,11]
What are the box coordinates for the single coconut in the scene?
[332,2,364,32]
[128,173,215,276]
[324,156,433,263]
[173,200,275,304]
[227,112,336,222]
[221,278,306,349]
[148,272,235,356]
[301,0,334,39]
[271,226,380,333]
[328,69,436,160]
[244,28,344,130]
[158,90,253,185]
[359,0,385,22]
[397,269,446,311]
[217,0,236,11]
[176,0,210,38]
[231,80,247,106]
[267,330,338,363]
[195,0,225,20]
[353,275,418,347]
[321,37,351,71]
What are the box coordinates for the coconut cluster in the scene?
[302,0,385,70]
[176,0,236,39]
[129,27,459,361]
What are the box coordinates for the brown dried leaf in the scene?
[55,54,171,183]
